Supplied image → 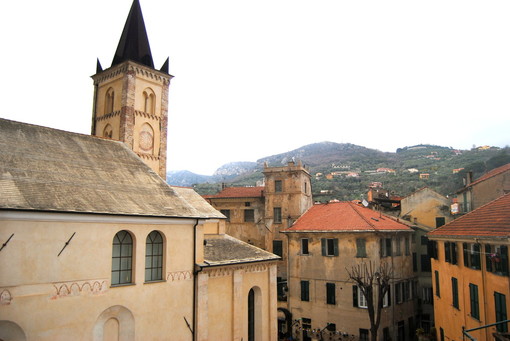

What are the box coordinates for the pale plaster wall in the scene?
[0,212,196,340]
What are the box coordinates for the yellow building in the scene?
[428,193,510,341]
[283,201,415,341]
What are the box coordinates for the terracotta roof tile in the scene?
[428,193,510,238]
[207,186,264,199]
[284,201,412,232]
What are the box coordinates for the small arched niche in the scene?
[92,305,134,341]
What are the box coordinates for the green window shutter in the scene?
[321,238,326,256]
[333,239,339,256]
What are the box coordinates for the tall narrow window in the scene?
[275,180,282,192]
[301,280,310,301]
[326,283,336,305]
[112,230,133,285]
[495,292,508,333]
[103,124,113,139]
[220,209,230,222]
[434,271,440,297]
[145,231,163,282]
[274,207,282,224]
[272,240,283,258]
[301,239,309,255]
[105,88,114,114]
[469,283,479,320]
[451,277,459,309]
[248,289,255,341]
[143,88,156,115]
[356,238,367,258]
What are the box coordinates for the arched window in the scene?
[143,88,155,115]
[112,231,133,285]
[138,123,154,154]
[103,124,113,139]
[248,289,255,341]
[248,287,262,341]
[145,231,163,282]
[105,87,115,114]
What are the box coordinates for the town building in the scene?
[428,193,510,341]
[205,161,313,281]
[282,201,415,341]
[456,163,510,214]
[398,187,454,333]
[0,1,279,340]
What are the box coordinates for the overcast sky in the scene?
[2,0,509,175]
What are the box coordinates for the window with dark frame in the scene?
[445,241,458,265]
[274,207,282,224]
[275,180,283,192]
[321,238,338,256]
[495,292,508,333]
[272,240,283,258]
[356,238,367,258]
[463,243,481,270]
[359,329,369,341]
[112,230,133,285]
[220,209,230,222]
[301,280,310,301]
[380,238,392,257]
[302,318,312,341]
[145,230,163,282]
[301,238,309,255]
[326,282,336,305]
[435,270,440,297]
[451,277,459,309]
[244,209,255,222]
[486,244,509,276]
[469,283,479,320]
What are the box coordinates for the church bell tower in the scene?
[91,0,172,179]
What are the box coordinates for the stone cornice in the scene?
[92,61,173,85]
[134,110,161,121]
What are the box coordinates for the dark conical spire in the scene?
[112,0,154,68]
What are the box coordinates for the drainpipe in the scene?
[192,219,203,341]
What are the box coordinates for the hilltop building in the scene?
[428,193,510,341]
[282,201,415,341]
[0,1,279,340]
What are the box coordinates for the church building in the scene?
[0,1,278,340]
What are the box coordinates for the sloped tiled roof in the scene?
[0,118,220,218]
[206,186,265,199]
[428,193,510,239]
[284,201,412,233]
[202,234,280,266]
[460,163,510,190]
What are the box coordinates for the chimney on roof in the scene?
[221,183,227,190]
[465,171,473,186]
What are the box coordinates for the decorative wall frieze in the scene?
[96,110,121,121]
[203,262,276,278]
[166,270,193,282]
[134,110,160,121]
[136,152,160,161]
[51,279,108,300]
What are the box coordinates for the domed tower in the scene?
[91,0,172,178]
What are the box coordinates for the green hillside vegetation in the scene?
[192,143,510,201]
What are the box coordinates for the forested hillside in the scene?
[170,142,510,201]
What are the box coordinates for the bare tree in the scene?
[346,261,392,341]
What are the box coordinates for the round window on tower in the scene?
[139,123,154,154]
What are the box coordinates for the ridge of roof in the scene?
[111,0,154,69]
[207,186,265,199]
